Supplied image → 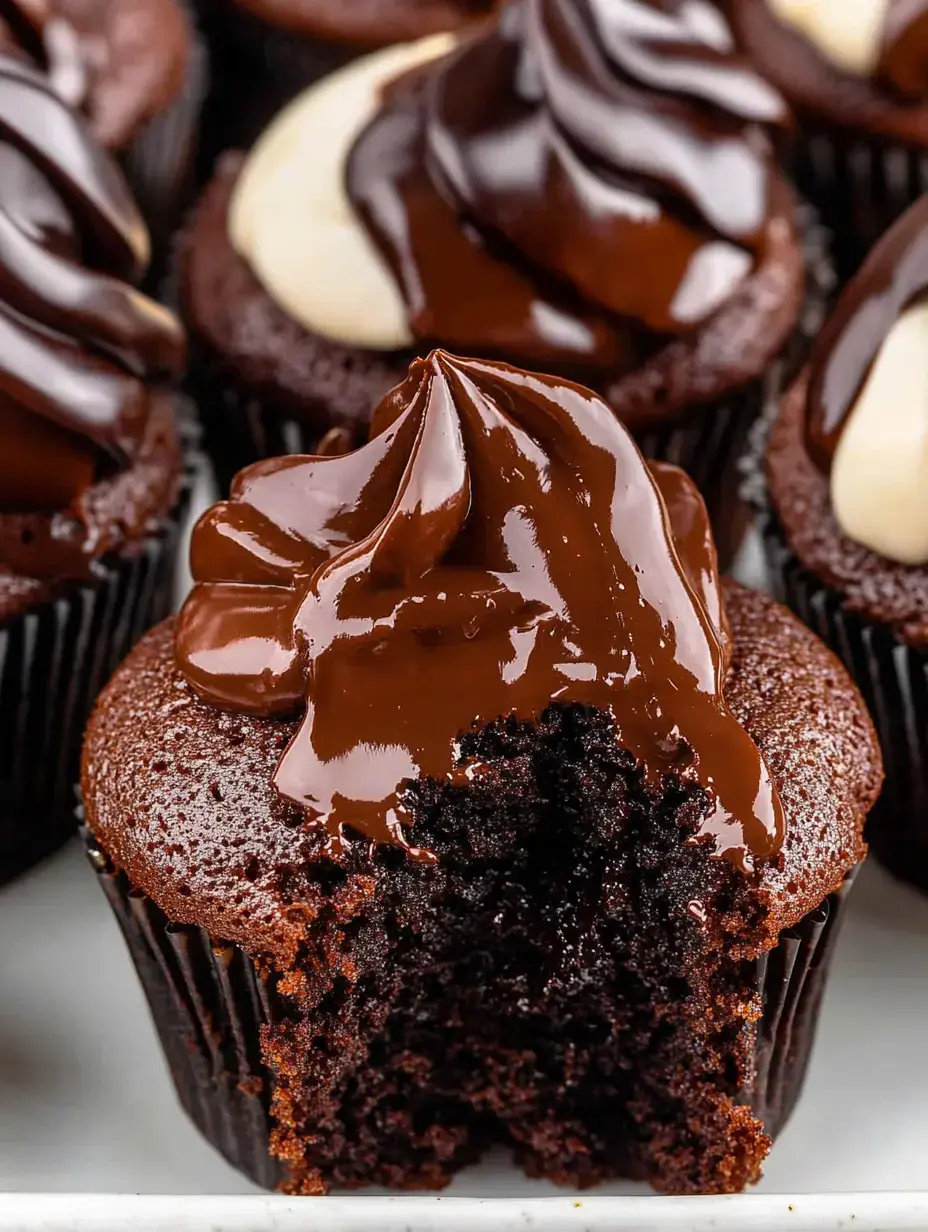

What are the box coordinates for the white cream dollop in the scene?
[767,0,890,76]
[229,34,457,351]
[831,298,928,565]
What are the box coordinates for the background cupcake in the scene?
[0,0,207,270]
[0,55,190,882]
[728,0,928,273]
[195,0,497,160]
[181,0,809,567]
[83,352,882,1197]
[762,192,928,891]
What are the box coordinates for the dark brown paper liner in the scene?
[0,461,195,885]
[82,829,857,1192]
[791,123,928,278]
[195,0,348,163]
[121,28,210,285]
[761,516,928,892]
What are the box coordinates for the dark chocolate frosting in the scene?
[0,0,87,108]
[177,350,783,870]
[806,192,928,470]
[346,0,788,372]
[0,53,185,574]
[880,0,928,97]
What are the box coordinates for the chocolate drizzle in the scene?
[177,351,783,870]
[806,194,928,470]
[879,0,928,98]
[0,0,87,108]
[0,54,184,562]
[346,0,788,371]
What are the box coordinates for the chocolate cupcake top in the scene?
[232,0,789,371]
[766,192,928,646]
[229,0,500,49]
[195,0,804,442]
[730,0,928,141]
[0,54,185,613]
[0,0,192,150]
[176,350,784,871]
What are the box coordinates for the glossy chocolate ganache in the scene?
[230,0,796,387]
[800,194,928,565]
[0,53,184,582]
[177,351,783,870]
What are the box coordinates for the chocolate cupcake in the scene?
[763,192,928,892]
[195,0,496,158]
[728,0,928,273]
[0,55,190,882]
[82,351,881,1196]
[180,0,811,567]
[0,0,207,269]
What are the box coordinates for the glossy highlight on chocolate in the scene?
[0,0,87,107]
[0,53,184,541]
[177,351,784,870]
[806,193,928,470]
[346,0,788,370]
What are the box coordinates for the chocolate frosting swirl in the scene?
[0,54,184,568]
[346,0,788,372]
[0,0,87,108]
[879,0,928,98]
[806,193,928,470]
[176,351,783,870]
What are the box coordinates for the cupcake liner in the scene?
[761,515,928,892]
[83,827,858,1192]
[0,456,195,885]
[122,26,210,285]
[195,0,347,163]
[792,124,928,278]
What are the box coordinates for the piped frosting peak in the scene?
[177,351,783,869]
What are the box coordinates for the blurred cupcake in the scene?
[0,0,207,268]
[195,0,496,158]
[0,54,190,882]
[763,192,928,891]
[83,350,881,1195]
[729,0,928,272]
[180,0,809,566]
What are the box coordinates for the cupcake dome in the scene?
[0,54,189,880]
[729,0,928,268]
[764,191,928,890]
[83,352,882,1196]
[181,0,810,565]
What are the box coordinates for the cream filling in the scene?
[766,0,890,76]
[830,299,928,566]
[229,34,457,351]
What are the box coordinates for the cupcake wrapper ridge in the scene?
[762,517,928,892]
[83,828,857,1193]
[124,23,210,284]
[792,124,928,277]
[0,460,195,884]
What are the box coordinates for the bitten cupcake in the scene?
[763,192,928,892]
[728,0,928,271]
[180,0,810,566]
[0,55,190,881]
[83,351,881,1196]
[195,0,496,158]
[0,0,206,265]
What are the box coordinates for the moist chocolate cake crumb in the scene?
[82,583,881,1196]
[766,372,928,649]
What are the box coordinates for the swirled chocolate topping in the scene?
[880,0,928,97]
[806,193,928,470]
[0,55,184,549]
[345,0,788,370]
[176,351,783,869]
[0,0,87,107]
